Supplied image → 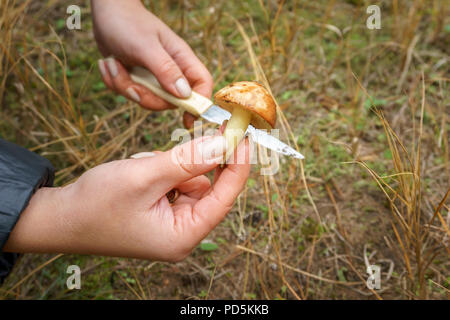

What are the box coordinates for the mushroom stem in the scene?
[223,107,251,162]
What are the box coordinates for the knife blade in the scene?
[130,67,304,159]
[202,105,304,159]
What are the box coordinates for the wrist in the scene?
[3,186,76,254]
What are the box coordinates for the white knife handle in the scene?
[130,66,212,117]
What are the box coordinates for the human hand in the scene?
[91,0,212,128]
[4,136,250,261]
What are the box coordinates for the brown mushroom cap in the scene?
[214,81,276,130]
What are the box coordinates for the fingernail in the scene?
[98,59,107,77]
[130,152,156,159]
[199,136,227,162]
[175,78,192,98]
[105,57,118,77]
[126,87,140,103]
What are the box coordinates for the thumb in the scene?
[142,44,192,98]
[137,135,227,195]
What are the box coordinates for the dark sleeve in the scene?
[0,139,54,284]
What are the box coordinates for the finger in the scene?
[182,111,198,129]
[130,150,165,159]
[100,57,174,111]
[130,152,156,159]
[171,195,197,207]
[211,121,228,183]
[133,135,227,197]
[192,138,250,235]
[98,59,115,90]
[218,120,227,134]
[174,50,213,99]
[160,32,213,99]
[140,43,191,99]
[212,164,224,185]
[176,175,211,199]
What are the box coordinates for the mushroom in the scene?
[214,81,276,162]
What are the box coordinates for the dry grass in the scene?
[0,0,448,299]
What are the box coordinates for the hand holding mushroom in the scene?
[4,136,250,261]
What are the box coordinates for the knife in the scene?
[130,66,304,159]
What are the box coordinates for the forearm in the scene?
[3,187,75,254]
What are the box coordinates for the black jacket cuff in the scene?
[0,138,54,284]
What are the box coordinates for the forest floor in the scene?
[0,0,448,299]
